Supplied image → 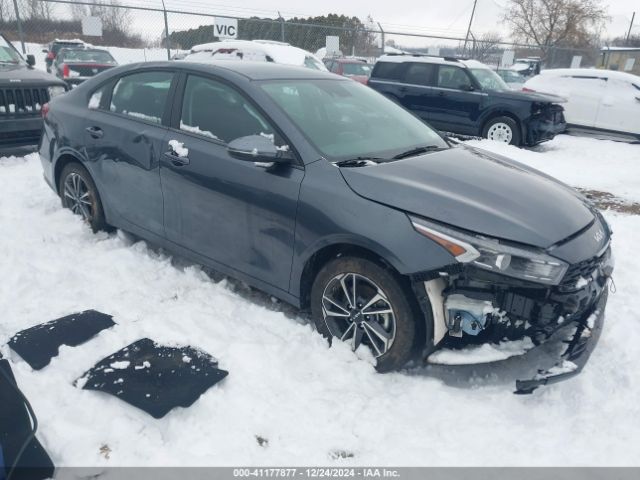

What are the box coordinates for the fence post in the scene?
[161,0,170,60]
[12,0,26,54]
[377,22,385,56]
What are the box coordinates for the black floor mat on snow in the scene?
[77,338,228,418]
[0,357,55,480]
[8,310,115,370]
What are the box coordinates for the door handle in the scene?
[85,126,103,139]
[164,150,190,166]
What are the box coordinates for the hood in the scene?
[339,146,594,249]
[0,64,65,86]
[491,88,566,104]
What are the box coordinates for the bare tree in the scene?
[21,0,54,20]
[89,0,132,34]
[471,31,503,62]
[502,0,608,58]
[69,2,89,21]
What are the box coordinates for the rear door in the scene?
[594,78,640,134]
[561,76,607,127]
[159,73,304,291]
[396,62,437,122]
[83,69,176,238]
[429,64,483,134]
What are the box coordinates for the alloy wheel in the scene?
[487,122,513,143]
[321,273,396,357]
[63,172,93,222]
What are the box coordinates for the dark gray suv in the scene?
[38,61,612,392]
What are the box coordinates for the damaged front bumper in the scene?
[514,289,607,394]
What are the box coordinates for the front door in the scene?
[595,78,640,135]
[160,74,304,291]
[428,65,483,135]
[84,70,176,237]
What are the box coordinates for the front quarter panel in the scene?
[290,159,456,298]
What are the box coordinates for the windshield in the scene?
[498,70,524,83]
[0,36,23,64]
[260,79,448,161]
[61,50,115,63]
[470,68,509,91]
[342,63,372,76]
[304,55,327,71]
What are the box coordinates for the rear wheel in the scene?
[311,256,423,372]
[482,116,521,146]
[58,163,108,232]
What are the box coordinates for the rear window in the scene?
[371,61,405,80]
[61,50,115,64]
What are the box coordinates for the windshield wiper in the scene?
[334,157,384,167]
[392,145,445,160]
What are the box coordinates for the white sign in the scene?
[81,16,102,37]
[501,50,515,67]
[326,36,340,55]
[214,17,238,39]
[624,58,636,72]
[570,55,582,68]
[428,46,440,56]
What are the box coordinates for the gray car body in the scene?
[38,61,607,312]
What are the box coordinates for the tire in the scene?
[482,116,521,146]
[310,256,424,372]
[58,162,109,233]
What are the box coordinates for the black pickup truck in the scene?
[0,34,67,149]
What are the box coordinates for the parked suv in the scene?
[0,34,67,148]
[39,61,612,392]
[368,54,566,146]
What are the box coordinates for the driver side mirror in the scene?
[26,54,36,67]
[227,135,291,168]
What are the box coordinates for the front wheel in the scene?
[310,256,423,372]
[482,116,521,146]
[58,163,109,232]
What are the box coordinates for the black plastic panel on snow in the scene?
[8,310,116,370]
[77,338,229,418]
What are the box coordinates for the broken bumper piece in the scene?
[515,289,608,394]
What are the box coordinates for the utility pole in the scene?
[278,11,285,43]
[12,0,26,54]
[626,12,636,44]
[463,0,478,54]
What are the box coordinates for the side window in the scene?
[88,84,109,110]
[371,61,404,80]
[403,63,436,86]
[437,65,472,90]
[109,71,173,124]
[180,75,281,145]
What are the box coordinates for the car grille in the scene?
[0,87,50,117]
[558,247,610,291]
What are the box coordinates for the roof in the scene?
[376,54,490,69]
[126,60,339,81]
[538,68,640,82]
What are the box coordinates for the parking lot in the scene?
[1,134,638,466]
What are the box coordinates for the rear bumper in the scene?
[515,288,607,393]
[0,117,43,148]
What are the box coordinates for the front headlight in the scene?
[48,85,66,98]
[410,215,568,285]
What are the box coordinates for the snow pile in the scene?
[1,135,640,466]
[428,338,535,365]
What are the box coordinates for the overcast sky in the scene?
[119,0,638,46]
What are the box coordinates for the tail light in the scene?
[62,64,69,78]
[46,51,55,60]
[522,87,536,92]
[41,103,50,118]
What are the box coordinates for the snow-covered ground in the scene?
[0,135,639,466]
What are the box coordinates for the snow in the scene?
[428,338,536,365]
[180,121,219,140]
[168,139,188,158]
[1,134,640,466]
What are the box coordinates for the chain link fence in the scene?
[0,0,601,70]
